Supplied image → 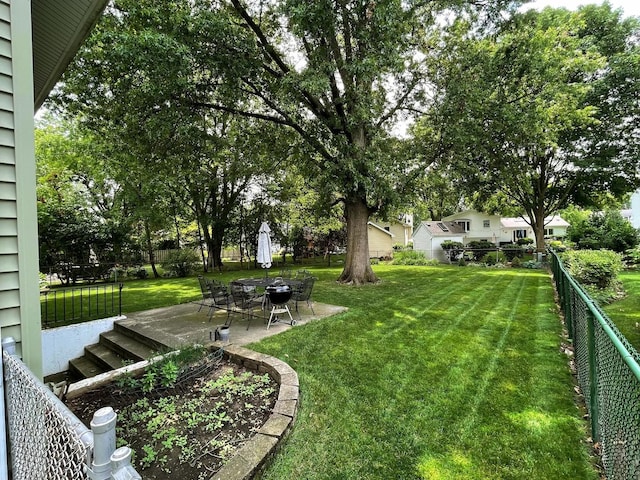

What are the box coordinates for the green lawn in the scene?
[47,263,598,478]
[247,265,597,479]
[602,270,640,353]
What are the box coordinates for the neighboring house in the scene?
[1,1,108,378]
[415,210,570,260]
[629,190,640,229]
[367,222,395,258]
[412,221,466,262]
[500,215,569,242]
[367,214,414,258]
[442,210,503,244]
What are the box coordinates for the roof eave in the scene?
[32,0,109,112]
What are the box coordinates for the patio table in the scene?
[233,277,302,325]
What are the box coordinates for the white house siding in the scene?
[412,223,464,262]
[630,191,640,229]
[0,1,42,377]
[442,211,504,244]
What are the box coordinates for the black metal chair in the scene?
[279,267,292,279]
[295,269,312,279]
[197,276,213,312]
[290,276,316,318]
[229,281,264,329]
[207,281,232,323]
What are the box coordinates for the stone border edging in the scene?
[212,343,299,480]
[66,343,299,480]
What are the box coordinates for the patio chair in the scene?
[290,276,316,318]
[207,282,232,323]
[295,269,312,280]
[279,267,292,279]
[229,281,264,329]
[197,276,213,312]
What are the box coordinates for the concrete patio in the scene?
[117,299,348,350]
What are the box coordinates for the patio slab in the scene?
[117,300,348,350]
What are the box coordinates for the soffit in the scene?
[31,0,108,111]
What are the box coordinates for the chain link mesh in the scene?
[551,252,640,480]
[3,351,91,480]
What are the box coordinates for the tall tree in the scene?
[35,120,136,269]
[419,5,640,251]
[52,0,282,274]
[186,0,520,283]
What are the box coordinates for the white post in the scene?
[88,407,117,480]
[110,447,141,480]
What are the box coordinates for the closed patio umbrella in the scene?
[257,222,272,273]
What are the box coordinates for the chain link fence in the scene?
[2,338,140,479]
[3,347,91,479]
[550,250,640,479]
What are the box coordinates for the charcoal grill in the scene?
[265,284,296,329]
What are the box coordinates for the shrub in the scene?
[481,251,506,265]
[162,249,199,277]
[624,246,640,269]
[467,240,496,261]
[548,240,567,252]
[562,249,623,290]
[127,266,148,279]
[392,250,432,266]
[522,260,542,269]
[501,244,523,261]
[567,210,639,253]
[516,237,534,246]
[457,257,467,267]
[441,240,464,263]
[511,256,522,268]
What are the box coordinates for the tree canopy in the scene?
[54,0,526,284]
[416,4,640,250]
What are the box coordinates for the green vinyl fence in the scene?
[550,250,640,479]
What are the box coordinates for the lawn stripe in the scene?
[251,266,598,480]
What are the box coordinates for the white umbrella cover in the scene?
[257,222,272,269]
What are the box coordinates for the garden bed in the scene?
[65,348,281,479]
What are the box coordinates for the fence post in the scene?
[110,447,141,480]
[585,310,600,443]
[88,407,117,480]
[119,283,124,317]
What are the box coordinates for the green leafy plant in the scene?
[501,244,523,261]
[562,249,624,303]
[392,250,431,266]
[161,249,199,277]
[516,237,534,246]
[481,251,506,265]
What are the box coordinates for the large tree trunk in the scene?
[209,228,225,271]
[532,213,546,253]
[337,198,379,284]
[143,219,160,278]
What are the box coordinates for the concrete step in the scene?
[113,321,173,352]
[69,356,109,381]
[85,343,128,371]
[99,330,157,362]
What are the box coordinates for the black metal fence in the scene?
[549,249,640,479]
[40,283,124,328]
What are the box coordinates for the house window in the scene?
[456,220,470,232]
[544,228,554,236]
[483,220,490,228]
[514,229,527,240]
